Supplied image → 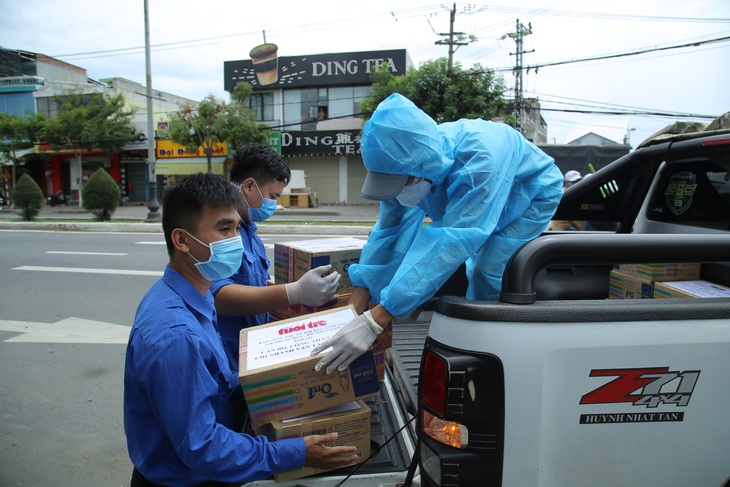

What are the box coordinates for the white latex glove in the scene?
[311,310,383,374]
[285,265,341,306]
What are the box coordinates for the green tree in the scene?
[166,84,269,175]
[0,112,45,204]
[11,173,44,221]
[360,58,507,124]
[81,168,120,221]
[224,83,270,150]
[42,92,137,207]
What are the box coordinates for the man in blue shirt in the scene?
[211,143,340,368]
[124,173,357,487]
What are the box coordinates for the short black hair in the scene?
[161,173,242,256]
[229,142,290,186]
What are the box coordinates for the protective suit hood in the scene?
[360,94,453,200]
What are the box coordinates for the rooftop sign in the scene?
[224,49,410,91]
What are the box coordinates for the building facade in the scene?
[0,48,195,203]
[224,48,413,204]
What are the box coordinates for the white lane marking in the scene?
[13,266,162,277]
[46,251,127,256]
[0,317,130,344]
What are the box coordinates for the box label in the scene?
[246,307,354,370]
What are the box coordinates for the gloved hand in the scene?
[285,265,341,306]
[311,310,383,374]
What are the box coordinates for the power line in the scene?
[51,5,446,61]
[48,4,730,62]
[535,106,718,119]
[493,34,730,72]
[461,4,730,24]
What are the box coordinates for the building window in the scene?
[353,86,370,116]
[283,90,302,130]
[299,88,328,130]
[328,86,370,119]
[37,94,96,119]
[36,97,59,118]
[248,92,274,122]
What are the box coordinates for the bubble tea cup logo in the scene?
[249,43,279,85]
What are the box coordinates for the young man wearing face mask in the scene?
[211,143,341,369]
[311,93,564,374]
[124,173,358,487]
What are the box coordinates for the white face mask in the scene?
[396,177,432,207]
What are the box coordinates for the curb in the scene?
[0,221,372,236]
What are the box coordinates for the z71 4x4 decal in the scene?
[578,367,701,424]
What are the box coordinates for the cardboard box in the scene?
[258,401,371,482]
[617,263,701,281]
[276,192,313,208]
[239,306,380,425]
[609,270,653,299]
[270,293,353,322]
[271,295,393,354]
[274,237,365,293]
[653,280,730,299]
[373,349,386,382]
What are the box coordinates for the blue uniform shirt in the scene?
[210,221,271,369]
[124,265,305,487]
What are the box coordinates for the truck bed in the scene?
[387,313,432,417]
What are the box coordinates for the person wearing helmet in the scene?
[311,93,564,374]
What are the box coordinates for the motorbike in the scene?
[47,191,68,206]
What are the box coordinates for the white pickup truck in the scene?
[247,124,730,487]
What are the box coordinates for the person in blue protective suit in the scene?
[211,143,340,369]
[312,93,564,374]
[124,173,358,487]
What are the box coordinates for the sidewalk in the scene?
[0,202,379,235]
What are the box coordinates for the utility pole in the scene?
[507,19,534,135]
[143,0,161,221]
[435,3,470,76]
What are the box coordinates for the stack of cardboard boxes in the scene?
[609,263,730,299]
[238,238,393,481]
[276,187,317,208]
[272,237,393,381]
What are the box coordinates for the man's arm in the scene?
[215,265,341,316]
[215,282,289,316]
[348,287,371,315]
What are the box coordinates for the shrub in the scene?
[82,168,120,221]
[11,174,45,221]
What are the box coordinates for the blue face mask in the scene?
[245,181,278,222]
[396,177,432,207]
[184,230,243,281]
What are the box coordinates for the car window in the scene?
[646,159,730,231]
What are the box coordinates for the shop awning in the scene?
[154,157,227,175]
[0,147,35,165]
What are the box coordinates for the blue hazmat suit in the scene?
[347,93,564,317]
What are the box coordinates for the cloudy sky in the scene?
[2,0,728,148]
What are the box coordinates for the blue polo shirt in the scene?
[210,221,271,369]
[124,265,304,486]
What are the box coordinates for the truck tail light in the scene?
[422,409,469,448]
[417,337,505,486]
[421,350,448,416]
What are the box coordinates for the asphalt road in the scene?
[0,229,365,487]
